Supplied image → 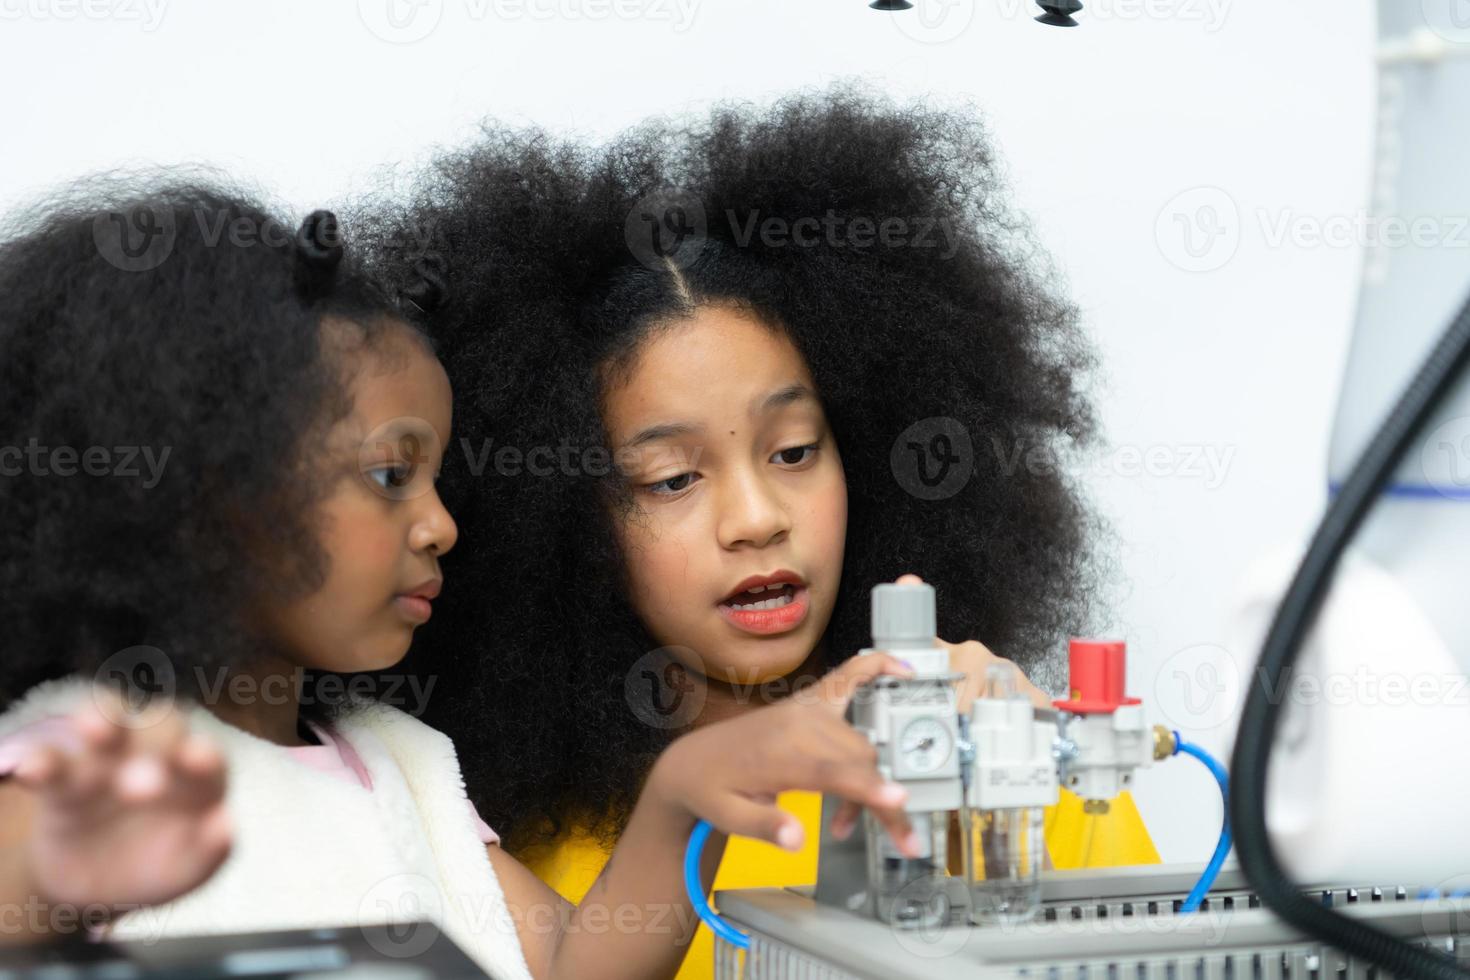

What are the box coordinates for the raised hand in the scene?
[7,688,231,917]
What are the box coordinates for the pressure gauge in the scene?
[898,716,953,775]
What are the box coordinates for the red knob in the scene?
[1052,638,1141,714]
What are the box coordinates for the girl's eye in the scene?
[772,443,819,466]
[646,472,698,496]
[369,463,416,491]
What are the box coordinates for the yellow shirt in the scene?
[519,789,1159,980]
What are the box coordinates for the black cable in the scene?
[1229,285,1470,980]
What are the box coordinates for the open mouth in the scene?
[716,578,810,635]
[720,582,799,611]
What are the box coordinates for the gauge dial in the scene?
[898,717,953,775]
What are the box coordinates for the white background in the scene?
[0,0,1381,861]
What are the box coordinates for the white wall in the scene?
[0,0,1380,861]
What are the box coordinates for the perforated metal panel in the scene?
[710,866,1469,980]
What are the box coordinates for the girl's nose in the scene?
[716,472,791,550]
[412,491,459,555]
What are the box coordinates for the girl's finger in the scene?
[127,706,188,755]
[114,754,168,802]
[868,803,920,859]
[12,744,64,791]
[59,738,118,802]
[72,703,126,754]
[829,799,862,840]
[197,803,233,857]
[173,735,227,805]
[699,794,805,852]
[793,754,907,812]
[817,653,914,714]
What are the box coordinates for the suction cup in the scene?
[1035,0,1081,26]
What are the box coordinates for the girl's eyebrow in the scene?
[624,420,703,450]
[755,383,816,417]
[622,384,817,450]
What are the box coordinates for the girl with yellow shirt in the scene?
[382,85,1160,980]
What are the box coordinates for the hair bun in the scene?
[294,209,344,300]
[399,253,447,317]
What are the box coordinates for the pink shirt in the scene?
[0,715,500,846]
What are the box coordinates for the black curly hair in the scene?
[366,85,1105,853]
[0,178,425,709]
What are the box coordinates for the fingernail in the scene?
[899,659,916,672]
[831,821,853,841]
[878,783,908,805]
[118,756,166,797]
[777,822,804,851]
[903,830,923,856]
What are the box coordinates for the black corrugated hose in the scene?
[1229,285,1470,980]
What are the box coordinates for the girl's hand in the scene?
[647,652,924,857]
[890,573,1051,713]
[10,689,232,914]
